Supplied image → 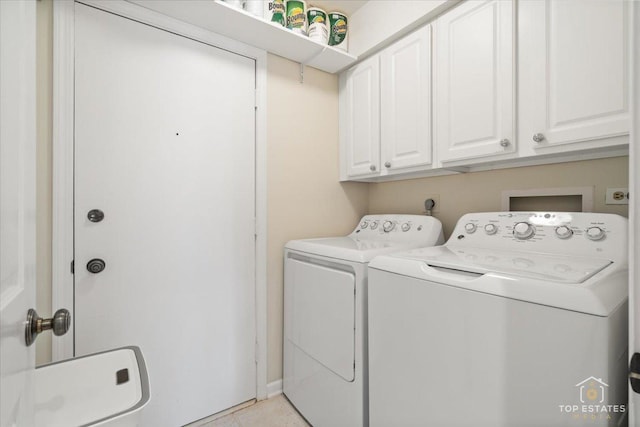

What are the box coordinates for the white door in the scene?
[629,2,640,425]
[434,0,515,163]
[343,55,380,178]
[519,0,630,153]
[381,25,432,172]
[73,5,256,427]
[0,1,36,427]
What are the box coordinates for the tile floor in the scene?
[201,395,310,427]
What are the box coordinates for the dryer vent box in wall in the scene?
[502,187,594,212]
[509,195,582,212]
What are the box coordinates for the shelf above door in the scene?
[129,0,358,73]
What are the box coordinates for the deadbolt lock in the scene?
[87,258,106,274]
[87,209,105,223]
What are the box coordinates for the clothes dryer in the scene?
[368,212,628,427]
[283,215,444,427]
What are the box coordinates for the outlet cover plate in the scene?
[605,188,629,205]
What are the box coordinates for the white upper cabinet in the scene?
[518,0,630,154]
[380,25,432,172]
[434,0,515,163]
[341,55,380,178]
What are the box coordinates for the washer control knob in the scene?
[401,223,411,232]
[383,221,395,233]
[464,223,477,234]
[484,224,498,235]
[360,221,368,229]
[370,221,379,230]
[513,222,535,240]
[586,226,606,241]
[555,225,573,239]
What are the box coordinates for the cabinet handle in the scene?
[532,133,545,143]
[370,164,376,172]
[384,161,391,168]
[499,139,510,148]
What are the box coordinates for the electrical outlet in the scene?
[605,188,629,205]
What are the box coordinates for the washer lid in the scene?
[369,246,625,316]
[403,246,612,284]
[286,237,434,263]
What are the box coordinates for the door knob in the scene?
[499,139,510,148]
[532,133,545,143]
[87,209,105,222]
[87,258,106,274]
[25,308,71,346]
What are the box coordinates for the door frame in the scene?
[630,0,639,424]
[51,0,269,400]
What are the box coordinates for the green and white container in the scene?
[328,11,348,51]
[307,7,328,44]
[286,0,307,35]
[264,0,285,27]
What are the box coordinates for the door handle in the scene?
[630,353,640,393]
[25,308,71,346]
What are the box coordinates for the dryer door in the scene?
[286,258,355,381]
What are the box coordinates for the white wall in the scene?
[348,0,458,58]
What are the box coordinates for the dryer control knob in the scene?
[401,223,411,232]
[513,222,535,240]
[370,221,379,230]
[484,224,498,235]
[586,226,606,241]
[360,221,368,229]
[383,221,395,232]
[464,223,477,234]
[555,226,573,239]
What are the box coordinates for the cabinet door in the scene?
[519,0,630,151]
[381,25,432,172]
[344,55,380,178]
[434,0,515,163]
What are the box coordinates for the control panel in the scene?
[351,214,444,243]
[449,212,628,260]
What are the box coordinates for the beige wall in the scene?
[369,157,629,239]
[266,55,369,381]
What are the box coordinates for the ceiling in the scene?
[308,0,368,16]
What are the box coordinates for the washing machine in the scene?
[283,214,444,427]
[368,212,628,427]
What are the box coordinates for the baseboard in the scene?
[267,379,283,398]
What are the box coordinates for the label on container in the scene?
[307,8,328,43]
[286,0,307,32]
[329,13,348,47]
[268,0,285,26]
